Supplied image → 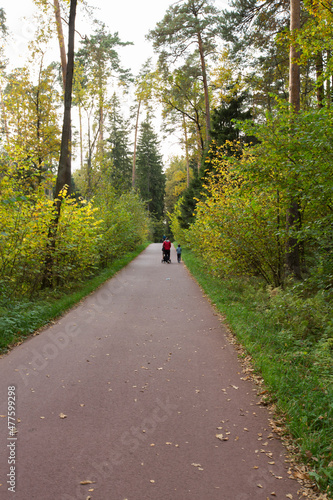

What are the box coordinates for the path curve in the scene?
[0,243,303,499]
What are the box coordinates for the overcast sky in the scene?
[4,0,229,73]
[2,0,230,164]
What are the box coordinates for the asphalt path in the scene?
[0,243,303,500]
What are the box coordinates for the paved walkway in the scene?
[0,244,303,499]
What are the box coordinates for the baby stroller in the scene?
[161,248,171,263]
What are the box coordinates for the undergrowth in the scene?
[181,246,333,498]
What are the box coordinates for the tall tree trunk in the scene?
[327,51,331,108]
[132,99,141,187]
[42,0,77,289]
[197,31,211,145]
[183,114,190,188]
[286,0,302,280]
[55,0,77,204]
[289,0,300,114]
[79,103,83,169]
[53,0,67,90]
[316,51,324,108]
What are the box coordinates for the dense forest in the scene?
[0,0,333,494]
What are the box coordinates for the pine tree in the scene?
[135,117,165,219]
[147,0,222,146]
[106,93,132,193]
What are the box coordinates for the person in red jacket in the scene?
[162,238,171,263]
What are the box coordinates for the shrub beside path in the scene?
[0,244,308,499]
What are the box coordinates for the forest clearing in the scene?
[0,0,332,498]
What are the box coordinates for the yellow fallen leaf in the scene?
[59,413,67,419]
[216,434,223,440]
[286,495,293,499]
[257,484,263,488]
[80,480,95,485]
[150,479,155,483]
[293,471,308,480]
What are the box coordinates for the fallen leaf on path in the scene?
[257,484,263,488]
[59,413,67,419]
[286,495,293,499]
[231,385,239,390]
[191,463,204,470]
[80,480,95,485]
[150,479,155,483]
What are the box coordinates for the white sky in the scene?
[2,0,230,164]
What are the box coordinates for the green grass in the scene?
[181,246,333,498]
[0,242,149,353]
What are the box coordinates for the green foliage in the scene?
[135,116,166,219]
[94,187,149,266]
[0,170,148,299]
[105,93,133,193]
[184,107,333,288]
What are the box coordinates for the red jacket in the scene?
[163,240,171,250]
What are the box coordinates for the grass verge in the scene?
[0,242,149,354]
[181,246,333,498]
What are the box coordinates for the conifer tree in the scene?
[147,0,222,146]
[135,117,165,220]
[106,93,132,193]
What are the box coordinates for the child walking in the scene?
[176,244,182,263]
